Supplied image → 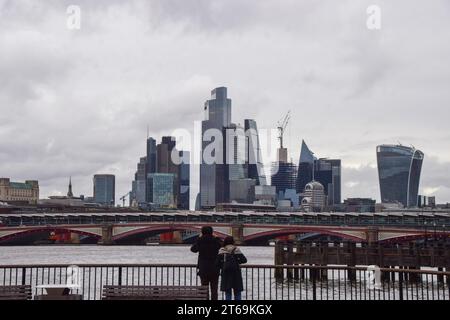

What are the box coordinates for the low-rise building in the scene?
[0,178,39,204]
[300,181,326,212]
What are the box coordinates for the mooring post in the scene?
[274,241,284,281]
[347,242,357,282]
[286,242,294,280]
[319,242,328,280]
[293,243,301,280]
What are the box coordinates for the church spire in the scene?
[67,177,73,198]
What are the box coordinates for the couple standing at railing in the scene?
[190,226,247,300]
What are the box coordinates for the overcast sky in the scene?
[1,0,449,206]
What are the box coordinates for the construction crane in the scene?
[277,110,291,149]
[120,191,131,207]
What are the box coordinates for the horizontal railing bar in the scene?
[0,264,448,276]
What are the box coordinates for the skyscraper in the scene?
[135,157,147,204]
[271,162,297,198]
[314,158,341,206]
[200,87,232,208]
[148,173,176,208]
[93,174,116,206]
[295,140,341,206]
[156,136,179,205]
[245,119,267,186]
[295,140,316,194]
[271,122,297,201]
[178,150,190,210]
[376,144,424,207]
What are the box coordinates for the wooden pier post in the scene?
[347,242,357,282]
[274,241,284,281]
[286,243,294,280]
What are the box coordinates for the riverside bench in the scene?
[102,285,209,300]
[0,285,32,300]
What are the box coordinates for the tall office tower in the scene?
[93,174,116,206]
[295,140,341,206]
[227,123,246,180]
[295,140,316,194]
[200,87,232,208]
[156,136,179,205]
[245,119,267,186]
[271,126,297,199]
[157,137,175,173]
[271,162,297,199]
[145,137,157,202]
[178,150,190,210]
[134,157,147,204]
[376,144,424,207]
[314,158,341,206]
[148,173,176,208]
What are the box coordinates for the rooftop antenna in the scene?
[147,125,149,140]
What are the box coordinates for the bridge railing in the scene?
[0,264,449,300]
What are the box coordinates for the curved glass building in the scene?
[376,145,424,207]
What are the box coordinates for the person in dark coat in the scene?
[190,226,222,300]
[216,236,247,300]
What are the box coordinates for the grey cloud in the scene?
[0,0,449,205]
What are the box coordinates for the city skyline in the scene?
[1,1,450,205]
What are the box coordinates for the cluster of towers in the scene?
[197,87,425,211]
[128,87,425,211]
[131,137,190,209]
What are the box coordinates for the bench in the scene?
[102,285,209,300]
[0,285,32,300]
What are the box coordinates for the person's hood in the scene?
[219,244,242,255]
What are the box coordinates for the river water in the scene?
[0,245,274,265]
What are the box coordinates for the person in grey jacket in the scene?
[216,236,247,300]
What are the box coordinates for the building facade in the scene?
[271,162,297,199]
[148,173,176,208]
[0,178,39,204]
[296,140,341,206]
[200,87,232,208]
[178,150,190,210]
[93,174,116,206]
[245,119,267,186]
[376,144,424,207]
[301,181,326,212]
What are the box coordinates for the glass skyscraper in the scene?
[376,144,424,207]
[148,173,175,208]
[271,162,297,199]
[93,174,115,206]
[200,87,232,208]
[178,150,190,210]
[245,119,267,186]
[295,140,341,206]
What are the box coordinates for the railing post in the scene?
[312,269,317,300]
[21,267,26,285]
[118,267,122,286]
[398,271,403,301]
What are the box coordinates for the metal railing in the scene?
[1,264,449,300]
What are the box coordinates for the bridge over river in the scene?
[0,211,449,245]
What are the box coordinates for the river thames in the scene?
[0,245,274,265]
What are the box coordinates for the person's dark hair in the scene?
[223,236,235,246]
[201,226,213,236]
